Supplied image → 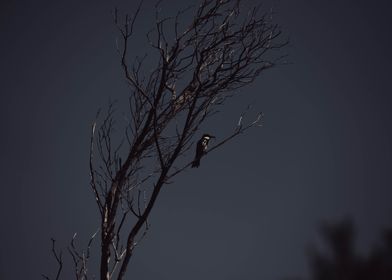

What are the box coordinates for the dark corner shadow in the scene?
[283,220,392,280]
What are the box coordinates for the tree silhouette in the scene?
[287,221,392,280]
[43,1,287,279]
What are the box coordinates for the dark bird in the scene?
[192,134,215,168]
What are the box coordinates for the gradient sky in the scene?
[1,0,392,279]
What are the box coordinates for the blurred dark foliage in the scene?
[286,220,392,280]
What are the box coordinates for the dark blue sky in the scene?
[1,0,392,279]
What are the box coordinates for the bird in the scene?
[191,133,215,168]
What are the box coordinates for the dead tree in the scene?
[44,0,287,279]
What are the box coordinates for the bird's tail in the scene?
[191,158,200,168]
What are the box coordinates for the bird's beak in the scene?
[211,135,216,138]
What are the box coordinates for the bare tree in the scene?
[44,0,287,279]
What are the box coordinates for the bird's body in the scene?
[192,134,215,168]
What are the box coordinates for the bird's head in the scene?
[202,133,215,140]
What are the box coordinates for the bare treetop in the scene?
[44,1,287,279]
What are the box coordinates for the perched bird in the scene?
[191,134,215,168]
